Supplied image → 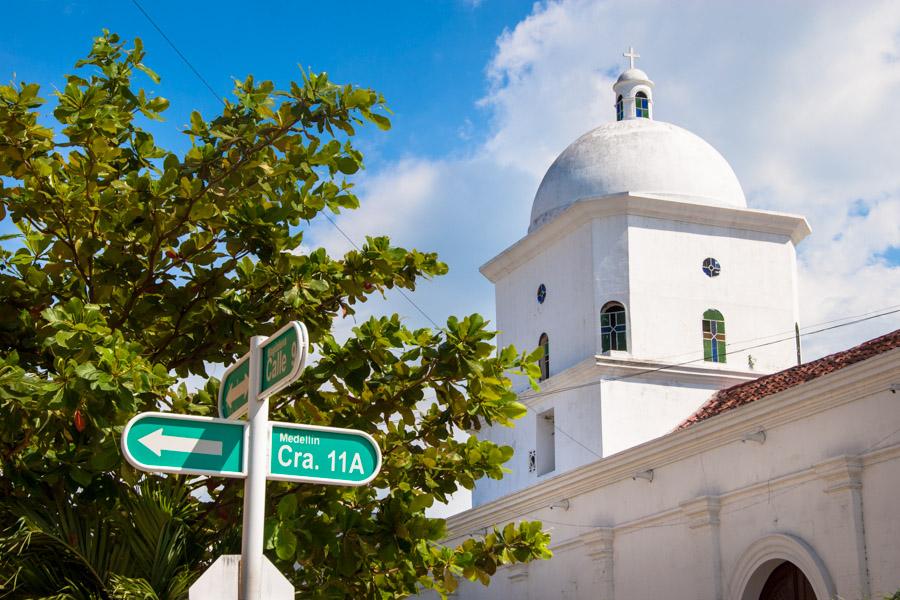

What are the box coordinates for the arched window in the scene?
[616,95,624,121]
[601,302,627,352]
[702,309,726,363]
[538,333,550,381]
[635,91,649,118]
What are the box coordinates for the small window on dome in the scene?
[635,91,649,118]
[616,95,624,121]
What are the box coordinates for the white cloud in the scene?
[312,0,900,515]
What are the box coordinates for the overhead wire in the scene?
[129,0,226,105]
[130,1,440,329]
[454,386,900,540]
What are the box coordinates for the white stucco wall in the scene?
[434,350,900,600]
[600,378,718,456]
[475,200,806,506]
[471,381,604,507]
[494,221,596,384]
[626,215,800,372]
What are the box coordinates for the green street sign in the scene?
[122,412,247,478]
[259,321,306,398]
[218,322,307,419]
[219,355,250,419]
[268,423,381,486]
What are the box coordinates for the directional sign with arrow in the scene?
[268,422,381,486]
[218,321,307,420]
[219,355,250,419]
[122,412,247,478]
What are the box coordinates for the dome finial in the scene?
[623,46,640,70]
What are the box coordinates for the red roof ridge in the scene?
[677,328,900,430]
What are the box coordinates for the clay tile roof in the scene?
[677,328,900,430]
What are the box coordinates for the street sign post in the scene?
[122,412,247,478]
[218,321,307,419]
[269,423,381,486]
[121,321,384,600]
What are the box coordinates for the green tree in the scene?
[0,32,550,599]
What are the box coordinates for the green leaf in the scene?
[277,494,298,519]
[274,526,297,561]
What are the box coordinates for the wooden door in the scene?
[759,561,816,600]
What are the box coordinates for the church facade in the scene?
[438,53,900,599]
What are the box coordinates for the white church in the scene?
[437,50,900,599]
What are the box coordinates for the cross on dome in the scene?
[623,46,640,70]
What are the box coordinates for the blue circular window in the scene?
[702,257,721,277]
[537,283,547,304]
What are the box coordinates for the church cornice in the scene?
[517,355,760,409]
[480,192,811,282]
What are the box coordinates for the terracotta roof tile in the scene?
[677,328,900,430]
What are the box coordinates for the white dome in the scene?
[616,68,650,83]
[530,119,746,231]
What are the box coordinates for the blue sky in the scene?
[4,0,900,517]
[0,1,531,162]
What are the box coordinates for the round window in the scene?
[702,257,721,277]
[537,283,547,304]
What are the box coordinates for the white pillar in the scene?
[582,527,615,600]
[680,496,722,600]
[816,455,870,598]
[241,336,268,600]
[507,563,529,600]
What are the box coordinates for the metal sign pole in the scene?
[241,335,267,600]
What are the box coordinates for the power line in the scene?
[129,2,439,328]
[519,305,900,463]
[320,212,441,329]
[456,386,899,540]
[129,0,225,105]
[521,306,900,403]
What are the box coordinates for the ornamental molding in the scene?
[517,355,758,408]
[679,495,721,529]
[728,533,835,600]
[506,563,529,583]
[814,455,863,493]
[580,527,615,560]
[480,192,811,281]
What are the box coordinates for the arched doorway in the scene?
[759,561,816,600]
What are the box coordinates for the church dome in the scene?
[616,67,650,83]
[529,50,746,232]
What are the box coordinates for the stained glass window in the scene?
[616,95,624,121]
[635,91,649,118]
[537,283,547,304]
[601,302,627,352]
[702,257,721,277]
[702,309,726,363]
[539,333,550,381]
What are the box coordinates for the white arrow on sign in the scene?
[226,374,248,409]
[138,428,224,457]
